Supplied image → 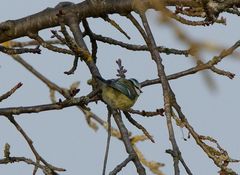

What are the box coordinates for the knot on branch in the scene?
[0,20,15,36]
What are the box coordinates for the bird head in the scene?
[128,78,142,96]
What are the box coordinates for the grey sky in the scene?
[0,1,239,175]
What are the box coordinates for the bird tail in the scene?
[95,76,116,86]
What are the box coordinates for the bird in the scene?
[96,76,142,110]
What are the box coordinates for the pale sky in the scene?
[0,1,240,175]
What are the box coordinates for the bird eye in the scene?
[134,85,142,93]
[138,87,143,93]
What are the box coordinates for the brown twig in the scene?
[138,11,192,175]
[109,156,133,175]
[9,54,108,136]
[0,82,23,102]
[0,156,45,170]
[112,109,146,175]
[0,45,41,55]
[123,111,155,143]
[64,56,79,75]
[103,16,131,39]
[51,30,68,45]
[28,32,74,55]
[141,40,240,88]
[82,19,98,63]
[163,6,218,26]
[0,77,98,117]
[102,106,112,175]
[57,10,101,77]
[181,117,239,174]
[83,32,189,56]
[9,39,62,47]
[128,108,165,117]
[5,115,65,174]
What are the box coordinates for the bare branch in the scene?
[0,82,23,102]
[112,109,146,175]
[5,115,65,174]
[109,156,132,175]
[139,11,192,174]
[0,96,91,116]
[102,106,112,175]
[123,111,155,143]
[0,45,41,55]
[1,1,240,174]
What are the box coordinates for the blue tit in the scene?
[96,76,142,110]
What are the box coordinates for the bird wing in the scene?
[96,76,137,100]
[109,79,137,100]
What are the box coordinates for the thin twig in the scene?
[0,45,41,55]
[0,82,23,102]
[128,108,164,117]
[109,156,133,175]
[10,39,62,47]
[0,96,90,116]
[5,115,65,173]
[82,19,98,63]
[64,56,79,75]
[102,106,112,175]
[112,109,146,175]
[51,30,67,45]
[141,40,240,88]
[0,156,45,170]
[28,33,74,55]
[10,54,107,135]
[123,111,155,143]
[138,11,192,175]
[59,10,101,77]
[103,16,131,39]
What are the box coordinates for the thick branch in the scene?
[0,0,208,43]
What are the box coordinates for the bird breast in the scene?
[101,86,136,110]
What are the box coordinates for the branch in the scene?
[141,40,240,87]
[28,33,74,55]
[0,0,221,43]
[102,107,112,175]
[0,96,90,116]
[0,156,46,171]
[9,54,109,138]
[82,19,98,62]
[0,45,41,55]
[128,108,164,117]
[138,11,192,175]
[112,109,146,175]
[0,82,23,102]
[5,115,65,174]
[123,111,155,143]
[109,156,132,175]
